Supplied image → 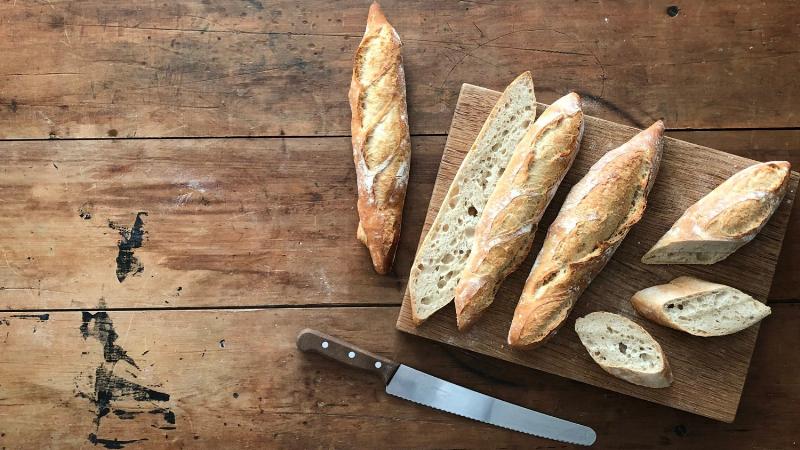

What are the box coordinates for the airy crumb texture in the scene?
[575,312,672,388]
[664,290,770,336]
[410,73,535,323]
[631,276,771,337]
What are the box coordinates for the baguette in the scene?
[631,276,771,336]
[642,161,791,265]
[350,2,411,274]
[454,92,584,331]
[508,121,664,349]
[409,72,536,324]
[575,312,673,388]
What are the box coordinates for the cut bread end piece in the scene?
[641,239,741,265]
[409,72,536,325]
[631,276,771,336]
[575,312,673,388]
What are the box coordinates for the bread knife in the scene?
[296,329,596,446]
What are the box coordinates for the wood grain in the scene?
[397,84,799,422]
[1,1,799,138]
[0,137,442,309]
[1,132,796,310]
[0,305,798,449]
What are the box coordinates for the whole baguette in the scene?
[349,2,411,274]
[575,312,673,388]
[454,92,584,331]
[409,72,536,324]
[631,276,771,336]
[642,161,791,265]
[508,121,665,349]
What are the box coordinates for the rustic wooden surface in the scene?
[1,306,800,449]
[397,84,799,422]
[0,0,798,448]
[1,1,799,138]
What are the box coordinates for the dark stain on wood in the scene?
[87,433,147,449]
[77,309,174,447]
[108,212,147,282]
[80,311,138,368]
[78,202,93,220]
[8,314,49,321]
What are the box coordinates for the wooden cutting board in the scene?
[396,83,799,422]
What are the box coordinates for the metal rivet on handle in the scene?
[321,341,329,349]
[348,351,356,359]
[374,361,382,369]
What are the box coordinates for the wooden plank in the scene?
[396,84,799,422]
[0,136,444,309]
[1,1,799,138]
[0,305,798,449]
[0,132,796,310]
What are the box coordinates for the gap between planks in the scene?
[0,127,798,142]
[2,299,799,314]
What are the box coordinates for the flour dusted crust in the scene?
[409,72,536,324]
[350,2,411,274]
[454,92,584,331]
[508,121,664,349]
[642,161,791,265]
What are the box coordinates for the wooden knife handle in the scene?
[296,329,400,384]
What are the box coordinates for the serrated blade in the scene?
[386,365,596,446]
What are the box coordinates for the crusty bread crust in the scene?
[508,121,665,349]
[642,161,791,265]
[631,276,771,336]
[350,2,411,274]
[454,93,584,331]
[409,72,536,325]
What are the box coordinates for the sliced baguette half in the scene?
[409,72,536,324]
[575,312,673,388]
[631,276,771,337]
[454,92,584,331]
[642,161,791,265]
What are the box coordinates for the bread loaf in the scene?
[575,312,673,388]
[454,92,584,331]
[409,72,536,324]
[508,121,664,349]
[642,161,791,265]
[350,2,411,274]
[631,276,771,336]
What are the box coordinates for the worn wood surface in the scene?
[1,0,798,448]
[397,84,799,422]
[1,1,799,138]
[1,132,796,311]
[1,306,799,449]
[0,136,443,309]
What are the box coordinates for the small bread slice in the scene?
[409,72,536,324]
[575,312,673,388]
[631,276,771,337]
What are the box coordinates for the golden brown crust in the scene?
[641,161,791,265]
[349,2,411,274]
[508,121,665,349]
[408,72,536,325]
[454,93,584,331]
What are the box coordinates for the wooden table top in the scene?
[0,1,797,448]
